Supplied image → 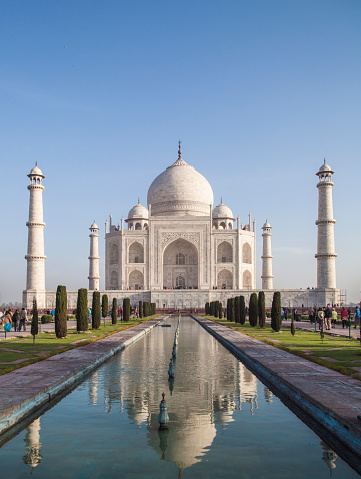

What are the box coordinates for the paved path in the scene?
[193,315,361,462]
[0,316,165,435]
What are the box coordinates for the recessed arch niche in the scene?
[129,242,144,263]
[217,241,233,263]
[217,269,233,289]
[163,238,198,289]
[129,270,144,290]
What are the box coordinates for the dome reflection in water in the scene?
[1,315,359,478]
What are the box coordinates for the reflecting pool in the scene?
[0,315,359,478]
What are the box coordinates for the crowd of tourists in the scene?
[280,305,360,330]
[0,308,28,332]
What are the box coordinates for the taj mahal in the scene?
[22,143,340,310]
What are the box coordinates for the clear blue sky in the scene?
[1,0,360,304]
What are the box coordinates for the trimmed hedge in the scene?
[41,314,53,324]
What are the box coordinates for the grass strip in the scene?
[203,315,361,381]
[0,316,159,375]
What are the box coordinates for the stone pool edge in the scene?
[192,315,361,459]
[0,316,166,435]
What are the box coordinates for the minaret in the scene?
[88,221,100,290]
[261,220,273,290]
[315,160,337,288]
[25,164,46,307]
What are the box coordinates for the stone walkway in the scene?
[193,315,361,460]
[0,316,164,435]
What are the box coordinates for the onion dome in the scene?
[28,163,44,178]
[147,141,214,216]
[128,200,149,220]
[317,159,334,176]
[90,221,99,230]
[262,220,271,229]
[212,198,234,219]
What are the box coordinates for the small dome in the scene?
[128,201,149,220]
[212,199,234,219]
[317,159,334,175]
[90,221,98,230]
[263,221,271,228]
[28,164,44,177]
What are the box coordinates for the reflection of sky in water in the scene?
[0,316,359,478]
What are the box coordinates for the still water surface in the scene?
[0,315,359,478]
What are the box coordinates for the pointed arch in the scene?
[129,270,144,290]
[217,269,233,289]
[129,242,144,263]
[242,243,252,263]
[217,241,233,263]
[243,270,252,288]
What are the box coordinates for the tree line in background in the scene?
[205,291,282,332]
[28,286,157,339]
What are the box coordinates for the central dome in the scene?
[147,145,214,216]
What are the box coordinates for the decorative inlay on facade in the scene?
[161,232,200,248]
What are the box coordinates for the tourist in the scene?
[325,306,332,330]
[331,308,337,328]
[18,308,27,331]
[340,307,348,329]
[354,306,360,329]
[317,308,325,330]
[313,307,318,325]
[3,311,12,332]
[13,309,20,332]
[281,309,284,320]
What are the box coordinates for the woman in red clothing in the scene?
[340,307,348,329]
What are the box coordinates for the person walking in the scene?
[331,308,337,328]
[318,307,325,330]
[354,306,361,329]
[12,309,20,332]
[3,311,12,333]
[19,307,27,331]
[325,306,332,331]
[341,307,348,329]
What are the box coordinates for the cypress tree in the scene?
[92,291,101,329]
[152,303,156,315]
[76,288,88,332]
[291,314,296,336]
[143,301,146,318]
[112,298,118,325]
[234,296,240,323]
[31,298,39,345]
[249,293,258,327]
[258,291,266,328]
[139,300,143,318]
[271,291,282,332]
[102,294,108,320]
[205,302,209,315]
[229,298,235,322]
[55,285,67,338]
[240,296,246,325]
[123,297,130,322]
[226,298,230,321]
[218,301,223,319]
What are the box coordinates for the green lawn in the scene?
[0,316,158,375]
[203,316,361,380]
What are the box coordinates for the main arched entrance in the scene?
[163,238,198,289]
